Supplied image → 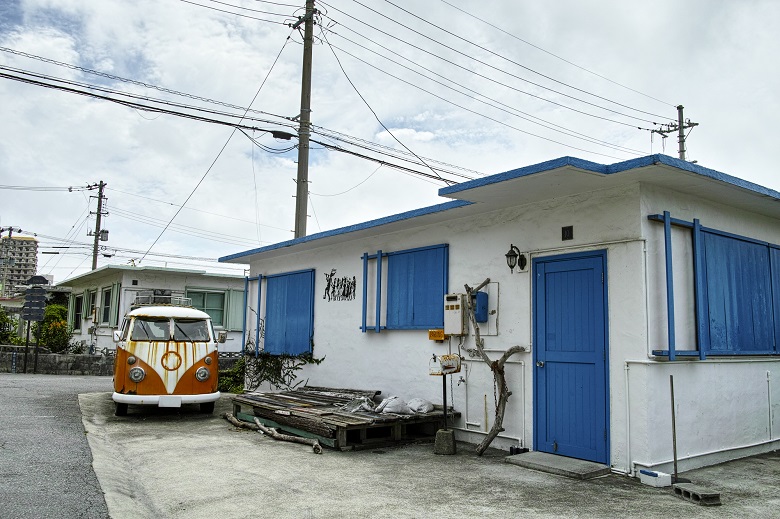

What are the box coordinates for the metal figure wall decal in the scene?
[323,269,357,302]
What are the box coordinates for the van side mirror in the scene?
[217,331,228,343]
[113,330,122,342]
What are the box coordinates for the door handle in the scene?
[536,360,544,368]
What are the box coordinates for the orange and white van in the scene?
[112,301,225,416]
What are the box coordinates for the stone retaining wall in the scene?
[0,345,239,376]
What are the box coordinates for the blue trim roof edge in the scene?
[219,199,473,262]
[439,153,780,200]
[438,156,606,196]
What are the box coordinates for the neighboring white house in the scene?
[58,265,246,353]
[220,154,780,476]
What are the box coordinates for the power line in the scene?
[139,28,294,263]
[0,67,475,186]
[378,0,673,115]
[321,17,653,131]
[438,0,674,106]
[320,28,451,185]
[310,137,469,182]
[1,47,488,178]
[318,2,667,124]
[0,64,296,130]
[0,46,294,124]
[106,187,292,232]
[310,125,485,176]
[324,32,645,155]
[0,69,289,134]
[177,0,293,24]
[310,164,382,196]
[0,184,90,191]
[318,41,626,160]
[19,230,248,263]
[109,207,269,248]
[204,0,299,17]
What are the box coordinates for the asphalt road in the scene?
[0,374,112,519]
[5,374,780,518]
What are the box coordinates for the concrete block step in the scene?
[672,483,721,506]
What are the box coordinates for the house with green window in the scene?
[221,153,780,477]
[58,265,245,353]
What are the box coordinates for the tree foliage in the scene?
[34,304,73,353]
[0,308,19,344]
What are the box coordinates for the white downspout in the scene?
[768,370,773,441]
[624,361,632,476]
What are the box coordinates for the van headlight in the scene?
[128,367,146,383]
[195,367,210,382]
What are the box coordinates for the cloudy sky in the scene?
[1,0,778,283]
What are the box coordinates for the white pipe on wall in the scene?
[624,361,632,476]
[632,437,780,473]
[458,359,526,448]
[768,370,773,440]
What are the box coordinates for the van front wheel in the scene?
[200,402,215,414]
[115,403,128,416]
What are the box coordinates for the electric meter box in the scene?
[444,293,468,336]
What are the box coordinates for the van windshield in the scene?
[173,319,211,342]
[130,317,171,341]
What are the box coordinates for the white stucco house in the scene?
[58,265,246,353]
[220,154,780,476]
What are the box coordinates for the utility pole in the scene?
[293,0,316,239]
[88,181,108,270]
[651,105,699,161]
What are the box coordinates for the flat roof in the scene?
[58,264,244,286]
[220,154,780,263]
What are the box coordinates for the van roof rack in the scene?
[130,291,192,309]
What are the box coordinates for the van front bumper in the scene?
[112,392,221,407]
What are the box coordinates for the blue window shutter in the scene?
[772,248,780,352]
[265,276,288,355]
[387,245,446,329]
[387,252,414,327]
[703,233,774,353]
[284,271,314,355]
[265,270,314,355]
[410,246,445,326]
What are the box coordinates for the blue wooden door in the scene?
[533,251,608,464]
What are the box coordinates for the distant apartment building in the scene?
[0,235,38,297]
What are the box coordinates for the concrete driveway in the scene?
[78,391,780,518]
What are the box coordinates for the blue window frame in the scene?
[649,212,780,358]
[264,269,315,355]
[361,244,448,332]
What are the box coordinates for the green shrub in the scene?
[34,304,73,353]
[218,357,246,394]
[0,308,19,344]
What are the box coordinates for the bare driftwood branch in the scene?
[253,417,323,454]
[464,279,522,456]
[222,412,261,430]
[223,412,323,454]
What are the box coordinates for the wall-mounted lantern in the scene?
[505,244,527,274]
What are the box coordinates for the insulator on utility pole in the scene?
[650,105,699,161]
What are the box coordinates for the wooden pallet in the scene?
[232,387,456,451]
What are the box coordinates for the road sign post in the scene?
[22,286,46,373]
